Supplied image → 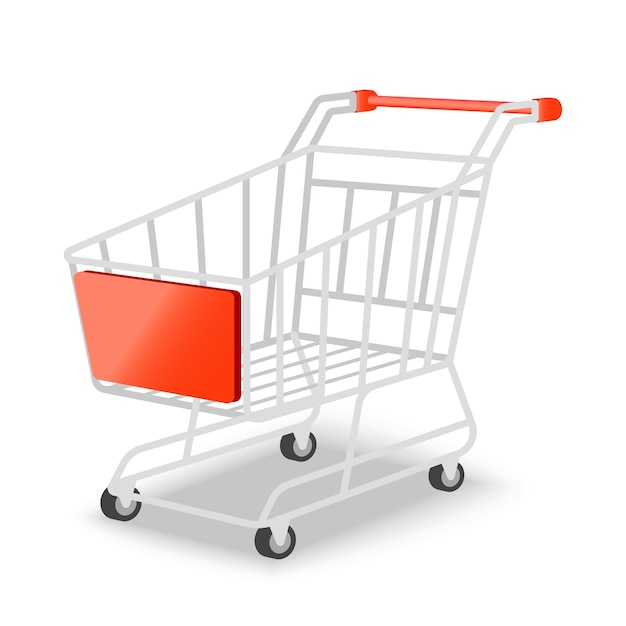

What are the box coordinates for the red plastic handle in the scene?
[354,90,562,122]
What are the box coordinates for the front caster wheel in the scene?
[280,432,317,462]
[428,463,465,492]
[100,488,142,521]
[254,526,296,559]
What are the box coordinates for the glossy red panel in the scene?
[74,272,241,402]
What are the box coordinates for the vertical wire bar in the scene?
[418,196,441,304]
[447,170,492,358]
[99,240,112,274]
[317,248,331,396]
[276,270,284,404]
[400,204,425,373]
[242,283,251,412]
[377,190,399,298]
[335,187,355,293]
[183,398,201,459]
[292,153,315,332]
[147,220,160,279]
[359,227,378,388]
[242,179,250,279]
[264,165,286,340]
[195,199,207,285]
[424,190,460,367]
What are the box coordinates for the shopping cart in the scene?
[66,90,561,558]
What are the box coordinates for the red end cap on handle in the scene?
[536,97,562,122]
[355,89,378,112]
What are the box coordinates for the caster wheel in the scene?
[100,488,142,521]
[280,432,317,462]
[428,463,465,492]
[255,526,296,559]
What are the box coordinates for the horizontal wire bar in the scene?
[98,384,243,417]
[311,178,480,198]
[297,332,447,361]
[119,420,304,486]
[300,288,456,315]
[135,494,259,528]
[313,144,489,163]
[67,257,244,285]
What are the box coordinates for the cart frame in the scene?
[66,91,560,556]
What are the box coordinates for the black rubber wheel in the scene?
[254,526,296,559]
[280,432,317,462]
[428,463,465,492]
[100,488,142,521]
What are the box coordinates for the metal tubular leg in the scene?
[447,362,477,454]
[290,331,323,440]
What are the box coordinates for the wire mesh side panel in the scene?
[268,151,491,401]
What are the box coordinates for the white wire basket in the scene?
[66,90,561,558]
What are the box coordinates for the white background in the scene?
[2,1,625,624]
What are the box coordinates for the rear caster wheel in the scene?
[280,432,316,462]
[428,463,464,492]
[254,526,296,559]
[100,488,142,521]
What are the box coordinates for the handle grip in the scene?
[354,90,562,122]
